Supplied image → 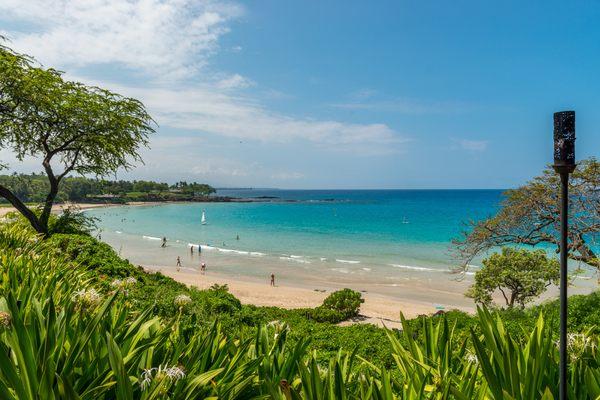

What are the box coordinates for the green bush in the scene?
[322,288,364,319]
[48,209,98,235]
[307,306,345,323]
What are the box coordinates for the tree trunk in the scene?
[0,184,45,233]
[38,177,59,236]
[509,291,517,308]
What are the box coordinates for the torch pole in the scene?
[559,171,569,400]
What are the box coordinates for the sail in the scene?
[201,211,206,224]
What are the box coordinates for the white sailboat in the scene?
[201,210,207,225]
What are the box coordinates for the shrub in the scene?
[206,284,242,314]
[322,288,364,319]
[307,306,345,323]
[466,248,560,308]
[48,209,98,235]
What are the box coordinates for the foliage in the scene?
[307,306,346,323]
[0,173,217,204]
[0,43,155,235]
[48,208,98,235]
[454,157,600,270]
[2,223,600,397]
[322,288,364,320]
[466,248,560,308]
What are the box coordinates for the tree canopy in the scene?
[0,174,216,203]
[0,43,155,235]
[466,248,560,308]
[454,157,599,270]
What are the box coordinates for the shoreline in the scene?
[145,265,469,329]
[0,201,165,218]
[0,196,301,218]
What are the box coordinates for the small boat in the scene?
[201,210,207,225]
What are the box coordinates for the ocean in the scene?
[88,189,503,269]
[87,189,597,306]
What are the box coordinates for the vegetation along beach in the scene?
[0,2,600,398]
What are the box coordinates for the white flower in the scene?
[140,365,186,391]
[164,366,186,380]
[112,277,138,290]
[140,368,154,391]
[125,277,137,285]
[72,288,101,310]
[111,279,123,288]
[465,351,478,365]
[174,294,192,307]
[556,333,597,362]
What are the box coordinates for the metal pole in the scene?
[559,171,569,400]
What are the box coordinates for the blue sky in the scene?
[0,0,598,189]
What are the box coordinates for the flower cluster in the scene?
[267,320,290,339]
[465,351,478,365]
[174,294,192,308]
[555,332,597,362]
[111,276,138,294]
[72,288,102,310]
[0,311,11,328]
[140,365,186,390]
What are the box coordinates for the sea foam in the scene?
[142,235,161,241]
[335,259,360,264]
[390,264,436,272]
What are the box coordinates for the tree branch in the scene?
[0,184,43,233]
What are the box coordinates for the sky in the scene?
[0,0,599,189]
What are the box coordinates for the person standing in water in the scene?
[176,256,181,271]
[236,234,240,240]
[270,274,275,287]
[190,245,194,255]
[161,237,167,248]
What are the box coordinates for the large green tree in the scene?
[454,158,599,270]
[466,248,560,308]
[0,44,154,235]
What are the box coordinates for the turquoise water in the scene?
[86,189,597,305]
[88,190,502,272]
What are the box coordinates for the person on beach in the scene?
[190,245,194,255]
[176,256,181,271]
[201,262,206,274]
[270,273,275,287]
[161,237,167,248]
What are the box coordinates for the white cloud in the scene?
[216,74,254,89]
[0,0,408,187]
[0,0,243,80]
[452,138,488,152]
[271,171,305,180]
[331,97,474,115]
[69,78,406,154]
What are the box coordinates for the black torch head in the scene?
[553,111,576,174]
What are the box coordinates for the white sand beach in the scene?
[147,266,471,329]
